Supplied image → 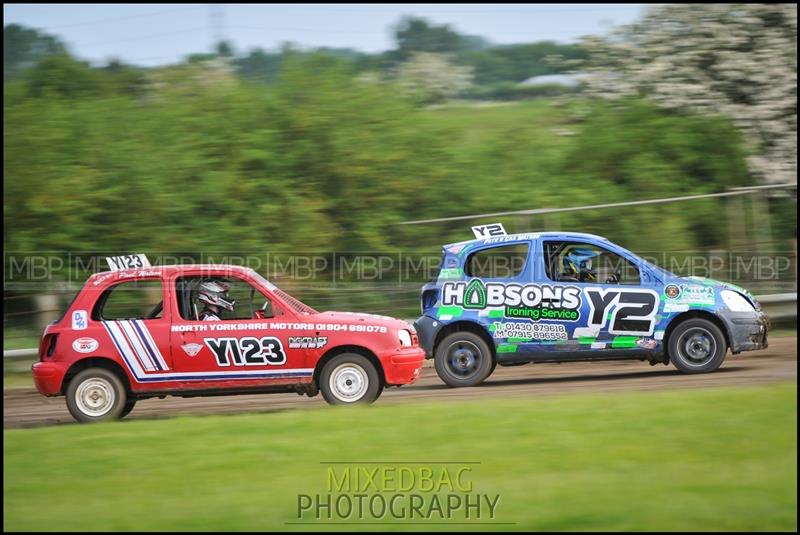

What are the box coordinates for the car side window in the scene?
[175,276,274,321]
[543,241,640,285]
[465,243,529,279]
[93,280,163,320]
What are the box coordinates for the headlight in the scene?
[398,329,412,347]
[721,290,755,312]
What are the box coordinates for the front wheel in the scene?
[319,354,383,405]
[434,331,494,387]
[65,368,128,423]
[669,318,728,373]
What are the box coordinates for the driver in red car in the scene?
[197,280,235,321]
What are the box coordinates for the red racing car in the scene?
[32,258,424,423]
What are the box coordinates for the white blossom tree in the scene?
[396,52,474,104]
[580,4,797,185]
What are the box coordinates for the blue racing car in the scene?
[414,228,769,387]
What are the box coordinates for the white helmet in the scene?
[197,281,235,311]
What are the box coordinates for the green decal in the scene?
[578,336,596,345]
[438,268,463,280]
[436,306,464,319]
[487,309,505,318]
[463,279,487,309]
[508,337,532,343]
[497,343,517,353]
[488,323,497,332]
[611,336,638,348]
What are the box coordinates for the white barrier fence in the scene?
[4,293,795,360]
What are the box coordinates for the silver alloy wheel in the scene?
[329,363,369,403]
[677,327,717,367]
[75,377,116,417]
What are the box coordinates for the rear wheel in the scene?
[669,318,727,373]
[66,368,127,423]
[120,399,137,419]
[434,331,494,387]
[319,353,383,405]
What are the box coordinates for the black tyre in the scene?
[319,353,383,405]
[120,399,137,419]
[669,318,728,374]
[65,368,127,423]
[434,331,494,387]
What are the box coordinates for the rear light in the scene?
[40,334,58,360]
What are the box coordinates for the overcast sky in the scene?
[4,3,646,66]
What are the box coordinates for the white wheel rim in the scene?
[329,363,369,403]
[75,377,116,417]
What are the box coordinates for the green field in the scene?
[3,383,796,531]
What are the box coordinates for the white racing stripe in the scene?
[133,319,170,371]
[118,320,156,371]
[103,321,146,377]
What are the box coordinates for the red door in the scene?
[167,272,313,385]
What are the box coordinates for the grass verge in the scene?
[3,383,796,531]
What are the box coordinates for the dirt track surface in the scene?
[5,338,796,429]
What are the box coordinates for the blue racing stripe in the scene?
[131,320,163,371]
[102,321,140,376]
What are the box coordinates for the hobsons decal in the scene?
[442,279,582,321]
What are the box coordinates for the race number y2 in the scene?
[204,337,286,366]
[585,288,659,336]
[471,223,507,239]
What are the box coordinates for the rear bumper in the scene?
[379,347,425,385]
[32,361,67,396]
[719,310,770,354]
[413,315,439,358]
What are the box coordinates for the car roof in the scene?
[87,264,256,282]
[444,231,609,249]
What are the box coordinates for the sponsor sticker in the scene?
[72,337,99,353]
[678,285,715,305]
[288,336,328,349]
[181,343,203,357]
[72,310,88,330]
[665,284,681,299]
[442,279,582,321]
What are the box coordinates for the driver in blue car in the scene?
[563,248,599,283]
